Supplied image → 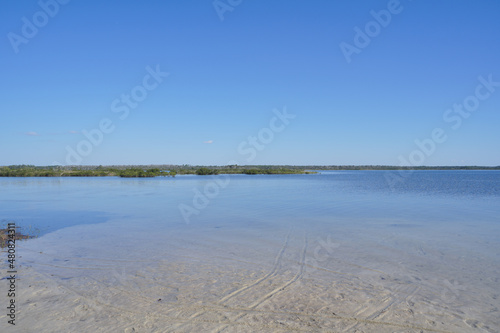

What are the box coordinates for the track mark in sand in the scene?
[368,285,419,320]
[214,235,308,333]
[418,244,427,256]
[344,282,421,332]
[32,270,145,317]
[166,230,293,333]
[139,303,454,333]
[26,253,452,332]
[248,235,307,308]
[464,319,496,333]
[218,229,292,304]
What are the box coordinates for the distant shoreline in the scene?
[0,165,498,178]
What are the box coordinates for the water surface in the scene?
[1,171,499,332]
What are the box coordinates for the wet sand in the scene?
[5,217,499,332]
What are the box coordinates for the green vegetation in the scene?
[196,167,219,175]
[241,168,303,175]
[0,164,498,178]
[117,168,176,178]
[0,165,176,178]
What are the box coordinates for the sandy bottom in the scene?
[3,218,499,332]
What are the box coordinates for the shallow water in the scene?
[1,171,499,332]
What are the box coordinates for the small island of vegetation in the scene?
[0,165,312,177]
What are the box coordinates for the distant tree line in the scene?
[117,168,176,178]
[0,164,498,178]
[195,167,219,175]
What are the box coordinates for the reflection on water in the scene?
[1,171,499,332]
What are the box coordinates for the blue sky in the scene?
[1,0,499,166]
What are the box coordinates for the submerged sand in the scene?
[3,217,499,332]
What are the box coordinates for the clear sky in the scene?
[1,0,499,166]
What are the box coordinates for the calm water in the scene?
[2,171,500,332]
[2,170,499,232]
